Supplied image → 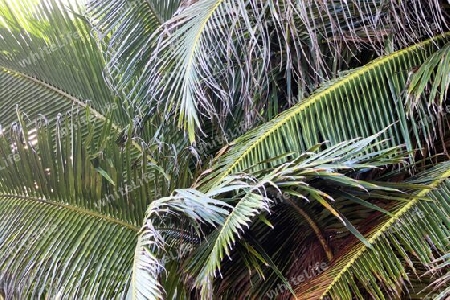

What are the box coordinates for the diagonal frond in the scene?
[0,69,114,134]
[197,33,450,192]
[296,162,450,299]
[100,0,447,142]
[0,195,137,299]
[0,0,124,123]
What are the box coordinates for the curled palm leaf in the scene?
[134,132,425,298]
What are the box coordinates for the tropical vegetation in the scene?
[0,0,449,299]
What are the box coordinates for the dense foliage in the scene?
[0,0,449,299]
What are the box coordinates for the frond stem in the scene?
[0,194,139,232]
[285,197,333,262]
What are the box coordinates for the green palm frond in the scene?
[1,1,450,299]
[0,111,142,297]
[133,132,427,299]
[0,196,137,299]
[193,136,431,298]
[86,0,193,155]
[405,41,450,153]
[0,103,193,297]
[296,162,450,299]
[86,0,180,101]
[0,0,129,124]
[0,0,193,200]
[197,33,450,192]
[0,70,112,139]
[0,68,176,216]
[406,42,450,110]
[130,188,232,299]
[86,0,447,142]
[0,2,194,297]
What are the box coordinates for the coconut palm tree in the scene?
[0,0,449,299]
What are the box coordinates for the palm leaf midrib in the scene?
[0,193,139,231]
[1,67,115,125]
[202,32,450,191]
[0,66,158,163]
[296,164,450,299]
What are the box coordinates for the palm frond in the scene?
[88,0,448,142]
[0,0,129,124]
[296,161,450,299]
[426,252,450,300]
[0,69,115,137]
[133,132,427,299]
[0,3,198,296]
[407,42,450,109]
[0,110,145,297]
[0,102,195,298]
[130,188,232,299]
[0,0,195,206]
[0,45,192,300]
[0,196,137,299]
[86,0,180,101]
[192,135,431,298]
[197,33,450,192]
[405,41,450,153]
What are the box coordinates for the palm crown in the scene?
[0,0,449,299]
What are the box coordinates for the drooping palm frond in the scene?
[0,1,195,298]
[197,33,450,192]
[85,0,194,163]
[133,132,429,299]
[406,42,450,109]
[296,161,450,299]
[0,59,186,221]
[131,182,240,299]
[131,174,270,299]
[87,0,448,142]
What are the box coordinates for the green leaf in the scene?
[95,166,116,186]
[296,162,450,299]
[197,33,450,192]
